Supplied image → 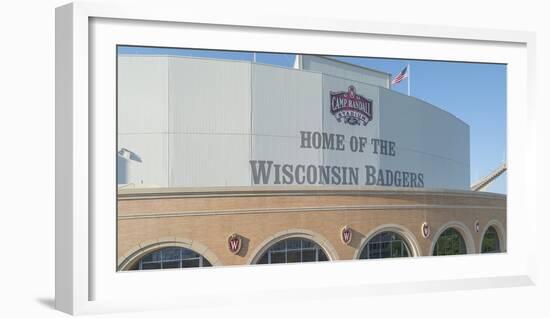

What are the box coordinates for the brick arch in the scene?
[118,237,222,270]
[479,219,506,252]
[430,221,476,255]
[247,229,339,264]
[354,223,422,259]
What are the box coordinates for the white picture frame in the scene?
[55,1,537,315]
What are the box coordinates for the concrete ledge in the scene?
[118,185,507,200]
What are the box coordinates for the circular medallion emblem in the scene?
[227,233,242,254]
[421,222,430,238]
[341,225,353,245]
[474,220,480,233]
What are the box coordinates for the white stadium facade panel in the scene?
[117,54,470,190]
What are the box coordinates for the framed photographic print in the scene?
[115,46,507,271]
[55,1,537,315]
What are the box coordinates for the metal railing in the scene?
[471,162,507,192]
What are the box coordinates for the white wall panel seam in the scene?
[167,57,171,187]
[249,62,253,186]
[378,85,381,176]
[321,72,325,167]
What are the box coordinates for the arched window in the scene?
[129,246,212,270]
[359,231,411,259]
[256,238,329,264]
[433,227,467,256]
[481,226,501,253]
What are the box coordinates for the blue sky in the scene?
[118,46,507,194]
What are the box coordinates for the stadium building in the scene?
[116,54,506,270]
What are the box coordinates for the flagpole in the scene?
[407,63,411,96]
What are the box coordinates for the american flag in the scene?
[391,66,409,85]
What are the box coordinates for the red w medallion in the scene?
[341,225,353,245]
[421,222,430,238]
[228,233,242,254]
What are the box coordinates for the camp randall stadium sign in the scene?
[330,85,373,126]
[249,85,426,189]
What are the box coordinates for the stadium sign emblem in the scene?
[330,85,373,126]
[421,222,430,238]
[341,225,353,245]
[227,233,242,254]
